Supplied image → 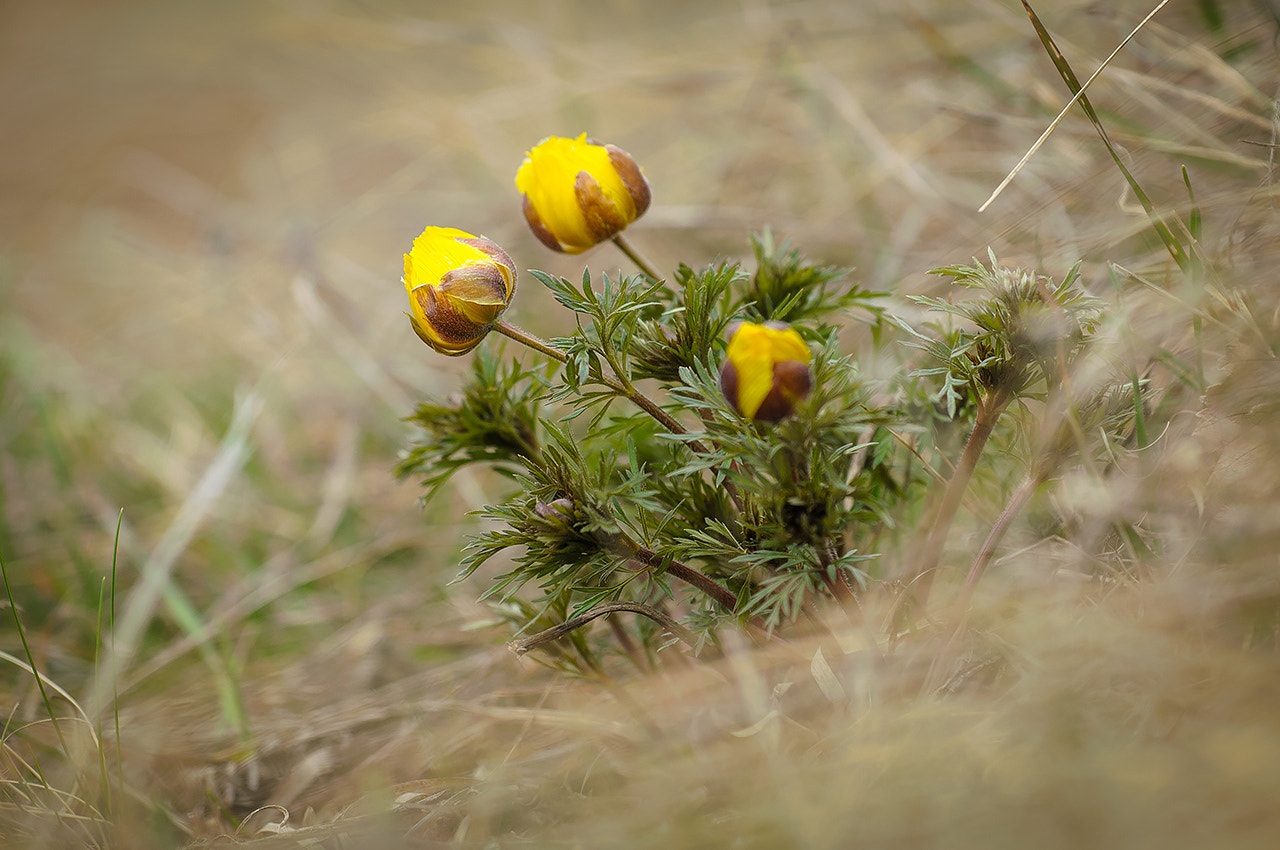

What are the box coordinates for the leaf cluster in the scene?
[402,236,1126,666]
[396,350,546,500]
[901,251,1104,417]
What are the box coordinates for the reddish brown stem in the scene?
[495,319,715,457]
[908,385,1012,606]
[957,471,1039,610]
[630,544,738,613]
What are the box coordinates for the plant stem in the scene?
[907,384,1012,607]
[494,319,569,362]
[956,471,1039,611]
[494,319,714,455]
[629,543,739,613]
[510,601,697,656]
[611,233,662,280]
[817,542,856,604]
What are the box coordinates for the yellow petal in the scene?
[515,134,637,253]
[725,323,812,420]
[404,226,493,298]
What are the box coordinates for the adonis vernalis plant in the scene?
[397,134,1133,672]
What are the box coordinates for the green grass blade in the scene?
[1018,2,1190,273]
[1,544,70,757]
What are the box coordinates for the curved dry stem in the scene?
[510,601,697,656]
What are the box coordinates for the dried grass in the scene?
[3,0,1279,847]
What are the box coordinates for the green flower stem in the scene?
[494,319,713,456]
[494,319,568,362]
[907,384,1013,607]
[611,233,662,280]
[509,601,698,657]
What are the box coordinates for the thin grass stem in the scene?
[1,546,70,757]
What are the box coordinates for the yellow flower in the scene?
[515,134,651,254]
[403,227,517,356]
[719,322,813,422]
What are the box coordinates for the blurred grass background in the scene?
[3,0,1280,846]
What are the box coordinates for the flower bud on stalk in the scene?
[403,226,517,356]
[515,134,651,254]
[720,321,813,422]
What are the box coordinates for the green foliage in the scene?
[744,229,878,324]
[631,262,743,383]
[397,350,547,500]
[900,252,1105,417]
[401,232,1138,665]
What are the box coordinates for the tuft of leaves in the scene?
[901,251,1104,417]
[403,237,1127,665]
[397,350,546,500]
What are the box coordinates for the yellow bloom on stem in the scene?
[515,134,651,254]
[720,321,813,422]
[403,226,517,356]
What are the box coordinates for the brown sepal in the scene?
[752,360,813,423]
[458,236,518,295]
[440,261,512,305]
[574,170,627,243]
[522,194,565,252]
[606,145,651,218]
[719,360,742,415]
[413,286,489,355]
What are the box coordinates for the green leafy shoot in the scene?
[397,349,548,501]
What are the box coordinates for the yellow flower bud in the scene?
[720,322,813,422]
[515,134,651,254]
[403,226,517,356]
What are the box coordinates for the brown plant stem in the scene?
[510,601,697,656]
[957,471,1039,611]
[906,384,1013,607]
[628,544,739,613]
[611,232,662,280]
[920,471,1040,697]
[817,542,856,604]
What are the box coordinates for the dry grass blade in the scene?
[1018,0,1193,273]
[85,375,271,720]
[979,0,1173,213]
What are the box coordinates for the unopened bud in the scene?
[402,227,517,356]
[719,321,813,422]
[534,497,575,524]
[515,134,651,254]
